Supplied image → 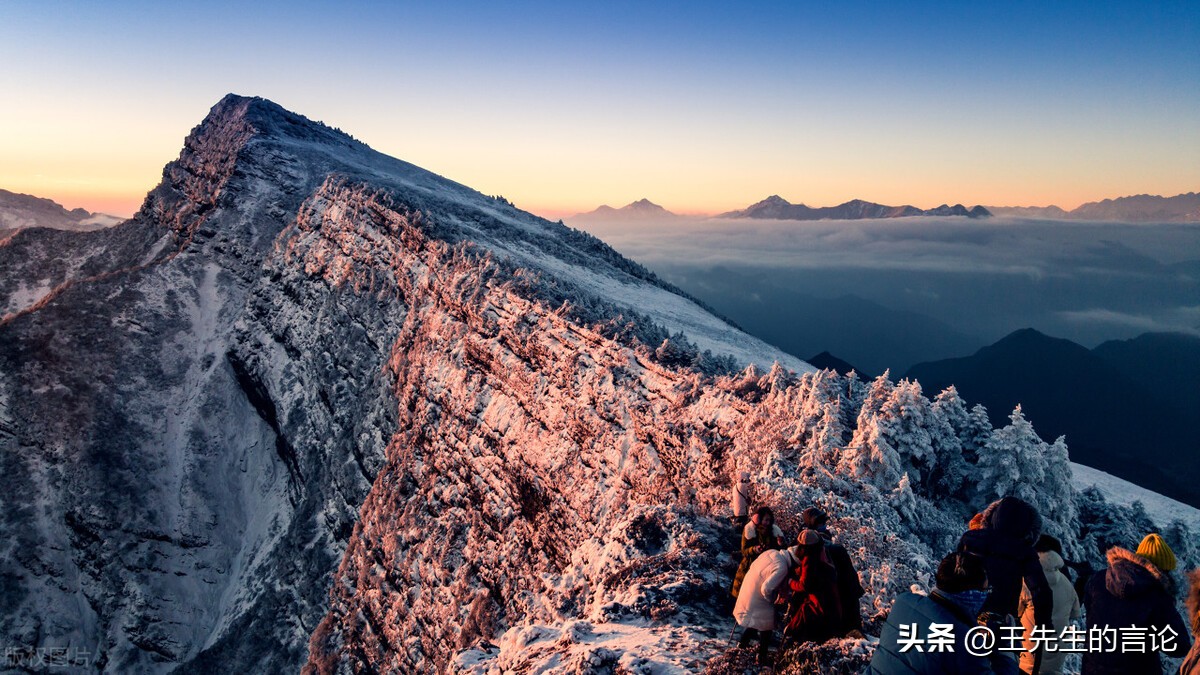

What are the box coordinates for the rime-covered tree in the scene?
[794,370,850,469]
[962,404,992,465]
[653,331,697,367]
[892,472,919,522]
[839,373,903,486]
[1164,520,1197,577]
[1077,487,1157,565]
[975,405,1047,508]
[1039,435,1079,549]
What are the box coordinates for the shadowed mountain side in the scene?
[807,351,872,379]
[656,265,983,375]
[906,328,1200,507]
[1093,332,1200,421]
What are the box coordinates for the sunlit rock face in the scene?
[0,95,818,673]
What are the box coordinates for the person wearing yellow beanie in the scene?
[1082,535,1191,674]
[1136,533,1177,572]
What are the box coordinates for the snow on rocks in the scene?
[2,95,1187,674]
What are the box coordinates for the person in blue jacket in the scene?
[871,551,1019,675]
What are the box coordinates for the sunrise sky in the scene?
[1,0,1197,219]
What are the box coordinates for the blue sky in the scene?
[1,0,1196,216]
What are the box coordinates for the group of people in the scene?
[872,496,1198,675]
[728,476,1200,674]
[728,474,866,666]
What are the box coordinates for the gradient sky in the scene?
[2,1,1197,218]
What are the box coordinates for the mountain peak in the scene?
[198,93,363,150]
[571,198,678,221]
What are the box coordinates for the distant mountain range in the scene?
[720,195,991,220]
[906,328,1200,507]
[988,192,1200,222]
[0,188,122,241]
[571,191,1200,224]
[569,198,680,222]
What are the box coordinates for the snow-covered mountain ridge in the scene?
[1,95,1188,674]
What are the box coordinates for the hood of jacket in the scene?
[1039,550,1065,573]
[982,497,1041,546]
[1105,546,1172,600]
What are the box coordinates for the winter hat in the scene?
[936,551,988,594]
[800,507,829,530]
[797,529,822,546]
[1136,533,1177,572]
[738,471,750,482]
[983,496,1041,545]
[968,513,986,530]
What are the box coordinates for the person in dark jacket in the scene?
[958,497,1054,629]
[731,506,784,599]
[801,506,865,636]
[783,529,842,644]
[870,551,1019,675]
[1081,535,1191,675]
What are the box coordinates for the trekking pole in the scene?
[774,633,789,670]
[727,622,739,647]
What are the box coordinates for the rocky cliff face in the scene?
[0,95,811,672]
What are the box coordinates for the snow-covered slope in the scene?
[1072,462,1200,533]
[1,95,1186,674]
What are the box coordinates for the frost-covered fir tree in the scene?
[653,331,697,367]
[1038,435,1079,549]
[892,472,919,522]
[839,373,904,486]
[794,370,851,470]
[932,386,992,466]
[975,405,1047,509]
[840,377,965,497]
[963,404,992,465]
[1077,487,1157,565]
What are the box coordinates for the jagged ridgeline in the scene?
[0,96,1188,674]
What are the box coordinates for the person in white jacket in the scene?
[1017,535,1081,675]
[733,535,807,665]
[732,471,753,528]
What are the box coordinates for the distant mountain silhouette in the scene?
[807,351,871,379]
[988,192,1200,221]
[721,195,991,220]
[0,188,121,241]
[570,198,679,222]
[906,328,1200,506]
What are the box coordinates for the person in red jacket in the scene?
[801,506,865,636]
[783,529,842,645]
